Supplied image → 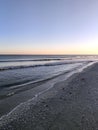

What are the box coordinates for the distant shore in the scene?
[0,63,98,130]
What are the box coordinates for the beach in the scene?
[0,0,98,129]
[0,62,98,129]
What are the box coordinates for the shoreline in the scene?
[0,61,94,118]
[0,62,98,129]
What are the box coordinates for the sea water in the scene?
[0,55,97,98]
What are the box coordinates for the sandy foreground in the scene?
[0,63,98,130]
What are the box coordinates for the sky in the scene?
[0,0,98,55]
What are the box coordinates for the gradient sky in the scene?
[0,0,98,54]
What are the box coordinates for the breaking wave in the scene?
[0,61,87,72]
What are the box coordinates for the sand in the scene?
[0,63,98,130]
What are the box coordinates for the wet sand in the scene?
[0,63,98,130]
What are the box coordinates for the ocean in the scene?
[0,55,97,117]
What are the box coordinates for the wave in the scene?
[0,61,89,72]
[0,67,76,101]
[0,58,67,62]
[0,61,92,91]
[0,67,79,99]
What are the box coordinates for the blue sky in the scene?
[0,0,98,54]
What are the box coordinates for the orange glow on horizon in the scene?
[0,40,98,55]
[1,48,98,55]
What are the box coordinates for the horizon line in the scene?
[0,53,98,56]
